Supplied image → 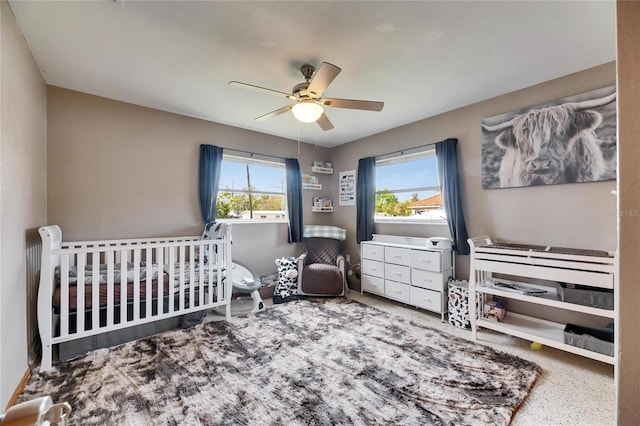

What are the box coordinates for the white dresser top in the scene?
[365,234,451,251]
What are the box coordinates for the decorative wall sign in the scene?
[481,85,617,189]
[339,170,356,206]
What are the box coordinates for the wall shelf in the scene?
[311,166,333,174]
[302,183,322,190]
[311,206,333,213]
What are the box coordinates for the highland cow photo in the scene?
[481,85,617,189]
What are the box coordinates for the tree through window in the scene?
[375,149,445,222]
[217,155,287,221]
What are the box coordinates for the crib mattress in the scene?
[53,263,224,310]
[53,275,172,311]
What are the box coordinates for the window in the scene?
[375,149,445,222]
[216,154,287,221]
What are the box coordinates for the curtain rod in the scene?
[223,147,287,161]
[375,140,438,161]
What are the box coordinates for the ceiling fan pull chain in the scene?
[297,121,301,154]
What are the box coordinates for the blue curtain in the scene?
[286,158,303,243]
[198,144,224,225]
[435,138,470,255]
[356,157,376,243]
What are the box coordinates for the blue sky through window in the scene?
[376,156,439,201]
[219,159,285,194]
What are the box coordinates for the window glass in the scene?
[375,151,445,221]
[217,156,287,221]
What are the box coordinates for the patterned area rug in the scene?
[20,299,540,425]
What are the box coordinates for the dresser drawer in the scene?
[362,274,384,295]
[362,259,384,278]
[385,246,411,266]
[384,263,410,284]
[384,280,410,303]
[410,286,442,313]
[410,249,442,272]
[362,243,384,261]
[412,269,446,292]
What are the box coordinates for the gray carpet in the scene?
[20,298,540,425]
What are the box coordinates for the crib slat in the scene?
[168,247,175,313]
[120,249,127,324]
[189,245,195,308]
[106,251,114,327]
[179,245,185,311]
[115,244,122,264]
[156,248,164,315]
[208,242,214,305]
[198,243,204,307]
[146,249,152,318]
[76,254,86,333]
[133,249,141,321]
[91,253,100,330]
[60,255,70,337]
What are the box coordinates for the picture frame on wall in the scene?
[339,170,356,206]
[481,85,617,189]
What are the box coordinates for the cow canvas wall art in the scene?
[481,85,616,189]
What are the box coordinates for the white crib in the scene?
[37,225,233,371]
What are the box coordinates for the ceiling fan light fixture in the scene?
[292,101,323,123]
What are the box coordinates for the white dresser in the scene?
[360,234,454,321]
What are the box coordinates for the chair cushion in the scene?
[305,237,340,265]
[300,263,343,295]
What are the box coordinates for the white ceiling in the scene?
[9,1,616,148]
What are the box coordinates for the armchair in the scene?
[296,226,348,296]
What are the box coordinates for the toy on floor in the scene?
[212,262,265,316]
[530,342,543,351]
[273,256,302,304]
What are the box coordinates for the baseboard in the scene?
[4,362,35,411]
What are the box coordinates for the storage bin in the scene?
[563,323,614,356]
[448,280,470,329]
[557,284,614,310]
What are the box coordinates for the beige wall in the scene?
[0,0,47,408]
[47,86,333,275]
[330,63,617,281]
[617,1,640,423]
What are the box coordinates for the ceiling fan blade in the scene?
[306,62,342,97]
[229,81,295,100]
[316,113,334,131]
[321,98,384,112]
[255,105,293,121]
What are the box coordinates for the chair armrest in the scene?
[297,253,307,268]
[336,254,348,294]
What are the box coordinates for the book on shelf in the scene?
[313,196,333,208]
[312,160,332,169]
[301,174,319,185]
[481,280,548,295]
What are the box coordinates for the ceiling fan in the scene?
[229,62,384,131]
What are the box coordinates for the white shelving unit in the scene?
[468,236,617,365]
